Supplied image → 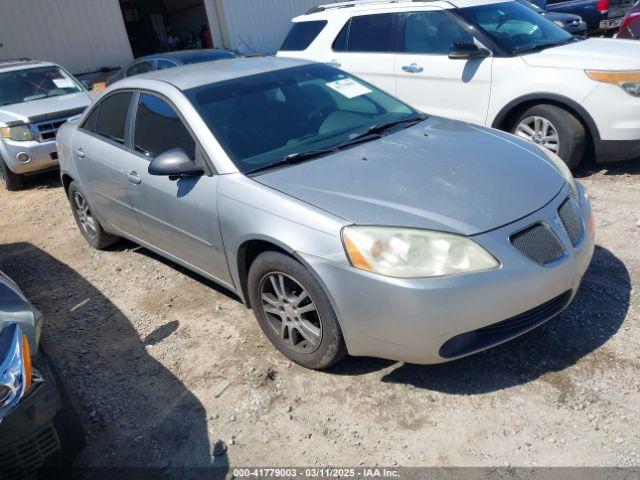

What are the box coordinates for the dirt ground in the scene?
[0,160,638,470]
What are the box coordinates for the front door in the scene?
[394,10,493,125]
[121,92,232,285]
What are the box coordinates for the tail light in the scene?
[595,0,610,13]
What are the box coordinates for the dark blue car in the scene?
[107,49,238,86]
[530,0,633,33]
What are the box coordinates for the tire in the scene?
[67,181,118,249]
[511,104,586,170]
[0,156,25,191]
[247,251,347,370]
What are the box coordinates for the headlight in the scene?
[586,70,640,97]
[0,124,34,142]
[533,144,579,198]
[0,324,32,422]
[553,20,565,27]
[342,226,499,278]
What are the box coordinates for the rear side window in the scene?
[133,93,196,160]
[125,60,155,77]
[281,21,328,51]
[334,14,398,52]
[83,92,132,144]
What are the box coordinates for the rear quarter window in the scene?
[280,21,328,51]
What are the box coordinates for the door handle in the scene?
[402,63,424,73]
[124,170,141,185]
[326,59,341,68]
[75,149,85,158]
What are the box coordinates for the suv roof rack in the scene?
[307,0,447,14]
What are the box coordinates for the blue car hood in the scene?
[255,117,565,236]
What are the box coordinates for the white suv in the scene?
[278,0,640,168]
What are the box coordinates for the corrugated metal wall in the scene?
[0,0,133,74]
[216,0,339,55]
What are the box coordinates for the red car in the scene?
[619,1,640,38]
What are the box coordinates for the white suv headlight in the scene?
[342,226,499,278]
[534,144,579,199]
[586,70,640,98]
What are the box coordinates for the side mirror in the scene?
[448,42,491,60]
[80,79,93,91]
[148,148,204,181]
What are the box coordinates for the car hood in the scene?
[0,92,91,126]
[522,38,640,70]
[543,12,582,22]
[255,118,565,236]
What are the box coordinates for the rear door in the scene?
[71,91,145,239]
[394,9,493,125]
[121,92,232,284]
[326,13,401,95]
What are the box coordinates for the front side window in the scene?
[185,64,416,174]
[457,1,575,54]
[125,60,155,77]
[83,92,132,144]
[133,93,195,160]
[281,21,328,51]
[0,66,84,107]
[403,11,474,54]
[336,14,399,52]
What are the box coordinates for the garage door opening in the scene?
[119,0,214,58]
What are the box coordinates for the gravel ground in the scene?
[0,160,638,469]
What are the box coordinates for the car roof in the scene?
[0,59,56,73]
[300,0,509,17]
[141,49,236,64]
[120,56,316,91]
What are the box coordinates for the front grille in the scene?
[510,224,565,266]
[558,197,583,246]
[440,290,572,358]
[33,118,68,142]
[0,424,61,480]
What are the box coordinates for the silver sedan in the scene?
[57,57,594,369]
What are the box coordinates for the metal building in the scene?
[0,0,334,74]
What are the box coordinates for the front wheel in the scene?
[247,251,347,370]
[68,181,118,250]
[512,104,586,170]
[0,157,25,191]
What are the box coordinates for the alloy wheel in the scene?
[259,272,322,354]
[72,191,97,240]
[514,116,560,154]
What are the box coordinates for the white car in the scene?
[278,0,640,168]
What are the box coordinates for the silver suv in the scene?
[0,59,92,190]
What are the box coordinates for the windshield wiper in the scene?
[248,115,427,175]
[364,114,426,136]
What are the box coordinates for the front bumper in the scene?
[302,183,595,365]
[0,352,81,478]
[0,139,59,175]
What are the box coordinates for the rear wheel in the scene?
[68,181,118,249]
[512,104,586,169]
[248,251,347,370]
[0,156,25,191]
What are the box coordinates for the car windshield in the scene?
[181,51,237,64]
[457,1,576,55]
[0,66,83,107]
[185,63,417,174]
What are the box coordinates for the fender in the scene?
[491,93,601,142]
